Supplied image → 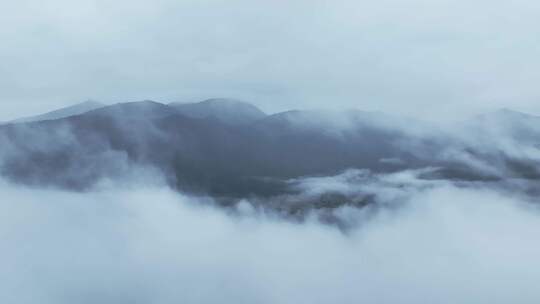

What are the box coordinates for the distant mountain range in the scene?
[1,98,540,207]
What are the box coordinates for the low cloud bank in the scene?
[2,176,540,304]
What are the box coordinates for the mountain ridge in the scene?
[169,98,266,125]
[1,102,540,199]
[10,100,105,124]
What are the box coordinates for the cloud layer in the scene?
[2,176,540,304]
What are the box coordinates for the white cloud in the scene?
[2,178,540,303]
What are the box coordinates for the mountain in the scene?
[0,102,421,194]
[469,108,540,140]
[169,98,266,125]
[10,100,105,123]
[453,108,540,179]
[81,100,176,121]
[0,102,445,195]
[1,101,539,202]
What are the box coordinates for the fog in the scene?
[3,1,540,300]
[2,173,540,303]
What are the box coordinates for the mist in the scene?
[2,174,540,304]
[3,1,540,302]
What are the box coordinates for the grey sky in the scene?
[2,0,540,121]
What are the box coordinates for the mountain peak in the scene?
[200,97,244,104]
[169,98,266,124]
[83,100,175,120]
[11,100,105,123]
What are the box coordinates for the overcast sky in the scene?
[1,0,540,121]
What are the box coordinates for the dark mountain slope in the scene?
[1,103,539,199]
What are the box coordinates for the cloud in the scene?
[2,0,540,120]
[2,175,540,303]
